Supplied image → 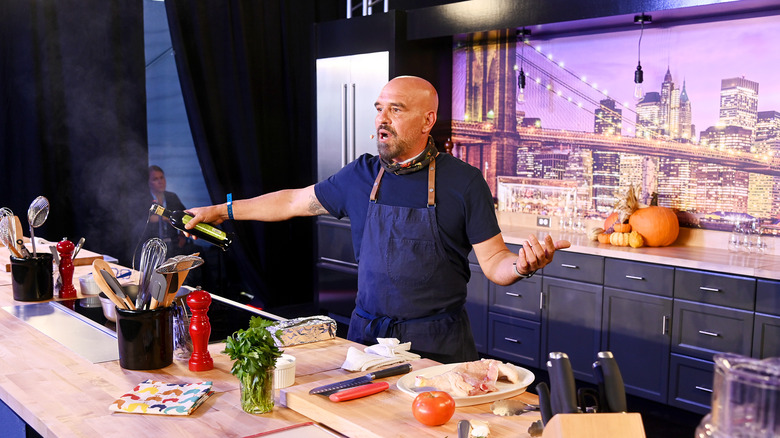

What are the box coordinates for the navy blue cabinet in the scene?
[601,259,674,403]
[462,246,776,415]
[466,263,489,353]
[754,279,780,359]
[542,276,603,383]
[602,287,672,403]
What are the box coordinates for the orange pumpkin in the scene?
[597,233,612,244]
[604,212,619,231]
[628,206,679,247]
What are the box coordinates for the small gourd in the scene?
[588,227,604,241]
[597,233,612,244]
[613,223,632,233]
[609,232,631,247]
[628,231,644,248]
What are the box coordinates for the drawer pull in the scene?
[505,292,521,298]
[504,337,520,344]
[625,275,644,281]
[695,386,713,393]
[698,330,720,337]
[699,286,721,293]
[560,263,579,269]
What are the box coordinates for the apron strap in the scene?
[371,156,436,205]
[370,167,385,203]
[427,157,436,207]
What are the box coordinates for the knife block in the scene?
[542,413,646,438]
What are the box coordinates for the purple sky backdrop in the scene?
[454,14,780,137]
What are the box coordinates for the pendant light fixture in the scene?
[633,14,651,101]
[517,28,530,103]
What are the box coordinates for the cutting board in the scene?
[280,357,542,438]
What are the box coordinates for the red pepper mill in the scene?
[187,289,214,371]
[56,239,77,299]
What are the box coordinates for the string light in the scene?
[516,28,530,103]
[634,14,652,101]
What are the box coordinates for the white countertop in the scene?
[497,212,780,281]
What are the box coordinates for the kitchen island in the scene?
[0,246,541,438]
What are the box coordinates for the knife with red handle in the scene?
[328,381,389,402]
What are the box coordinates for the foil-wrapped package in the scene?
[269,315,337,347]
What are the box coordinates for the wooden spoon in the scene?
[12,215,24,254]
[92,260,127,310]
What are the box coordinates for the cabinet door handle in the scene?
[505,292,521,297]
[561,263,578,269]
[699,286,721,292]
[698,330,720,337]
[625,275,644,280]
[504,337,520,344]
[662,315,669,335]
[695,386,713,393]
[539,292,544,310]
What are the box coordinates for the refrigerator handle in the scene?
[341,83,348,168]
[350,83,357,163]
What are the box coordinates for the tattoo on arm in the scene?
[307,195,328,215]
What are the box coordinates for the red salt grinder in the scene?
[187,289,214,371]
[56,239,77,299]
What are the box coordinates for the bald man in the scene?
[186,76,570,363]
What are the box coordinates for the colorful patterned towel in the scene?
[109,379,214,415]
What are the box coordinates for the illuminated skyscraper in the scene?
[756,110,780,141]
[594,98,622,135]
[660,68,674,137]
[677,80,693,141]
[719,77,759,136]
[635,92,661,138]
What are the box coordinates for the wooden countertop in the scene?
[0,246,542,437]
[497,212,780,281]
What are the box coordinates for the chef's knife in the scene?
[328,381,389,402]
[535,381,553,425]
[548,352,578,414]
[597,351,627,412]
[309,363,412,395]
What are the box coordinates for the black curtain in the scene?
[0,0,148,265]
[164,1,339,308]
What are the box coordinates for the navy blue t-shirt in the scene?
[314,153,501,281]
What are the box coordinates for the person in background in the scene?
[147,165,189,257]
[185,76,571,363]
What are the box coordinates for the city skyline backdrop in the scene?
[449,12,780,229]
[507,13,780,138]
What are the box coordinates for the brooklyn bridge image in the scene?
[451,30,780,224]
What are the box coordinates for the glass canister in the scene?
[172,300,193,360]
[696,353,780,438]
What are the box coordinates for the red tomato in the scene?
[411,391,456,426]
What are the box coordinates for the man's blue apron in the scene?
[347,157,479,363]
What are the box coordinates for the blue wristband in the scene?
[227,193,234,220]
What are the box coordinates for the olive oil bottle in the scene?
[149,203,232,250]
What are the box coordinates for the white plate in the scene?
[396,362,535,407]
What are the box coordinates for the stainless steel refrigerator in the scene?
[316,51,389,181]
[314,51,388,331]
